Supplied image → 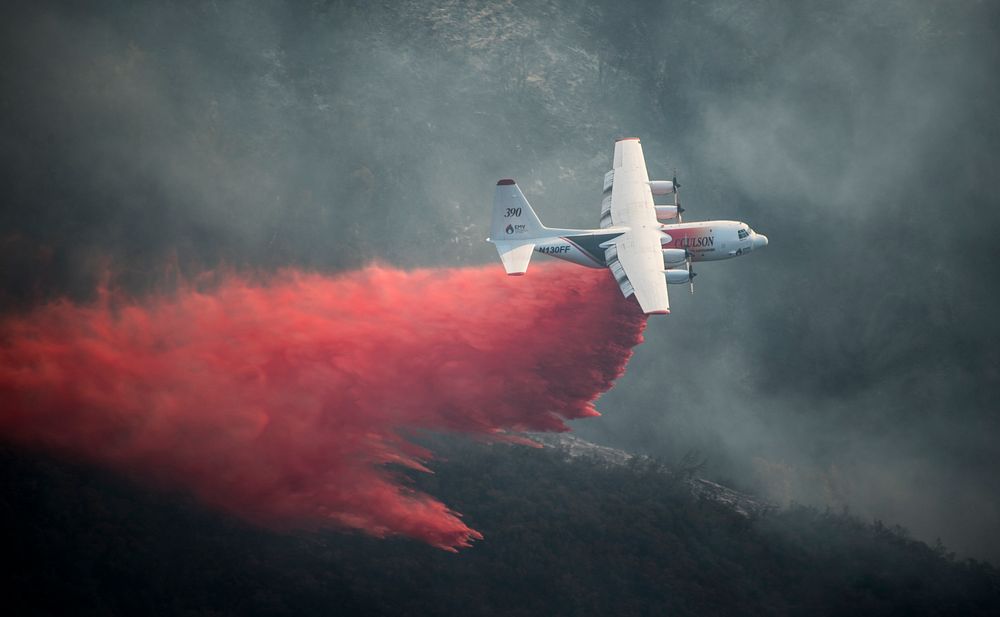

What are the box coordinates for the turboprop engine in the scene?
[665,268,692,284]
[649,174,684,222]
[655,205,680,221]
[662,248,688,267]
[648,180,675,195]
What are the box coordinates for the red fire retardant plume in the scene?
[0,263,647,550]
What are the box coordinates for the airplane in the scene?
[487,137,768,314]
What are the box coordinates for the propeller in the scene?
[672,169,684,223]
[686,253,697,294]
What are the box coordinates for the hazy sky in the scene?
[2,0,998,560]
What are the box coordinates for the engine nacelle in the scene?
[665,268,691,285]
[655,205,679,220]
[662,248,688,267]
[648,180,675,195]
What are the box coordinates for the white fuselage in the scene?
[533,219,767,269]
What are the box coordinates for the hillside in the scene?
[3,438,997,616]
[2,0,1000,561]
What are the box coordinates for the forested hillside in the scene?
[3,440,997,616]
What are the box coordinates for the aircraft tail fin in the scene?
[488,179,548,275]
[490,179,548,241]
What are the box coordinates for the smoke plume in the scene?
[0,262,646,550]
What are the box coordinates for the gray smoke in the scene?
[2,0,998,560]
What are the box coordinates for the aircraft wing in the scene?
[602,138,671,314]
[605,232,670,314]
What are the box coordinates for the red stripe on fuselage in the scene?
[664,226,715,251]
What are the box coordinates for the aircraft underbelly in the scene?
[534,237,606,268]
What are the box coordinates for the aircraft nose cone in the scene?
[753,234,768,249]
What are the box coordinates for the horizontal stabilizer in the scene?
[494,241,536,275]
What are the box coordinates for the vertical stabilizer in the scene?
[489,179,548,275]
[490,179,547,241]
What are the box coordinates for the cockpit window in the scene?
[737,229,749,240]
